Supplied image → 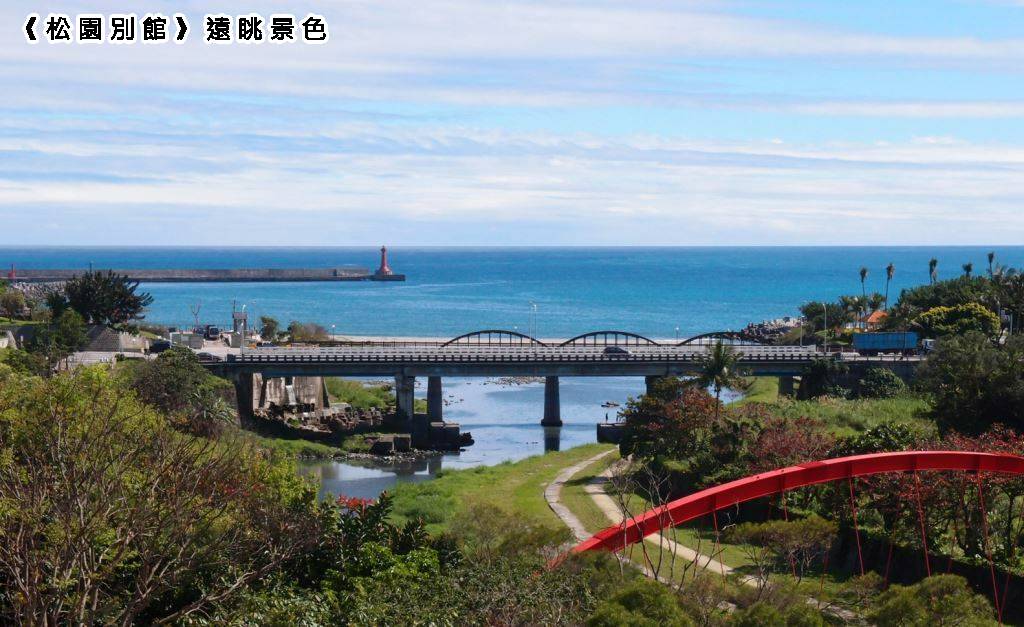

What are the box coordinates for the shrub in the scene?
[868,575,994,626]
[916,332,1024,434]
[0,369,315,625]
[732,602,784,627]
[587,579,694,627]
[857,367,907,399]
[914,302,1000,339]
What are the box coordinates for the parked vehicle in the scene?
[852,331,919,356]
[149,340,171,354]
[204,325,221,340]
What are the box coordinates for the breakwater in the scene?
[8,267,405,282]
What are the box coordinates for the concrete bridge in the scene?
[210,330,920,438]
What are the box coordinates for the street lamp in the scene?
[675,326,680,341]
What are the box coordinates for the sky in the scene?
[2,1,1024,246]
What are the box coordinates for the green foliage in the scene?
[887,276,993,327]
[726,515,837,582]
[64,270,154,329]
[259,315,280,341]
[832,420,925,455]
[695,341,749,410]
[915,302,1000,339]
[916,332,1024,434]
[0,290,26,318]
[769,396,931,436]
[868,575,995,626]
[732,602,785,626]
[857,367,908,399]
[587,579,694,627]
[28,309,88,372]
[798,358,850,399]
[781,603,826,627]
[325,378,394,409]
[123,346,234,436]
[0,368,316,625]
[286,321,329,342]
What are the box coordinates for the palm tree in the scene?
[859,267,869,318]
[695,340,746,420]
[988,252,996,277]
[929,258,938,284]
[963,262,973,278]
[884,263,895,309]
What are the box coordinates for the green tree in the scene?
[929,257,938,284]
[798,357,849,399]
[0,369,314,626]
[988,251,996,276]
[259,315,280,341]
[915,302,1000,339]
[694,340,747,419]
[869,575,995,626]
[916,332,1024,434]
[64,270,153,329]
[286,320,329,342]
[587,579,693,627]
[963,262,974,278]
[125,346,233,435]
[30,309,88,372]
[0,290,26,319]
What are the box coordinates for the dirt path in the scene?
[544,448,616,543]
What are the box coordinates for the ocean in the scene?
[3,246,1020,339]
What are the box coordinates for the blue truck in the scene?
[852,331,919,355]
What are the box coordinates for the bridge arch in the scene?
[677,331,764,347]
[559,331,660,347]
[442,329,547,347]
[570,450,1024,557]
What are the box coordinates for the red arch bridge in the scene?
[566,451,1024,622]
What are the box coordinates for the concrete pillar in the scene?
[542,376,562,427]
[427,376,443,422]
[394,374,416,422]
[779,376,796,397]
[233,372,255,427]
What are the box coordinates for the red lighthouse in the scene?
[375,246,393,277]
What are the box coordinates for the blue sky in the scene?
[3,0,1024,245]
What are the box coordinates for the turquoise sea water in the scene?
[7,246,1021,496]
[3,246,1021,338]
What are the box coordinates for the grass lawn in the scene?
[241,430,347,458]
[732,377,779,405]
[767,395,933,437]
[389,442,614,534]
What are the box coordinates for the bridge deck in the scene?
[217,345,917,378]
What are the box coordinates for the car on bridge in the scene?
[602,345,632,357]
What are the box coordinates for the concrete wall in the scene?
[254,374,328,411]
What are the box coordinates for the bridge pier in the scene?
[427,376,443,422]
[779,375,796,397]
[394,375,416,422]
[542,376,562,427]
[233,372,255,427]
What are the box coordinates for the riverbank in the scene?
[388,442,615,534]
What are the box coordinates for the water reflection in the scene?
[297,376,649,500]
[543,426,562,452]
